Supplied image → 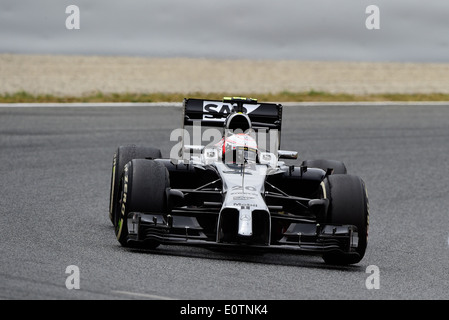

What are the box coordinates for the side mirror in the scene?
[277,150,298,160]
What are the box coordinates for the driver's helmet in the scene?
[222,133,258,164]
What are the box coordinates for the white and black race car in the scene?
[109,97,369,265]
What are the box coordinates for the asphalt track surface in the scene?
[1,103,449,301]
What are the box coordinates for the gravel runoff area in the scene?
[1,53,449,96]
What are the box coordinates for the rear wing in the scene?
[183,98,283,131]
[174,98,283,162]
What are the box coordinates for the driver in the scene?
[221,133,258,164]
[218,112,258,164]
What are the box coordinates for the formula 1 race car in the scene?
[109,97,369,265]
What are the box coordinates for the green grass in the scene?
[1,90,449,103]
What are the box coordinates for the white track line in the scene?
[281,101,449,107]
[0,102,183,108]
[0,101,449,108]
[112,290,177,300]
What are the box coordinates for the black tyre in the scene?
[109,145,162,225]
[116,159,169,247]
[301,159,347,175]
[322,174,369,265]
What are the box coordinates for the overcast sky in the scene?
[1,0,448,62]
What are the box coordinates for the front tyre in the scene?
[109,145,162,225]
[322,174,369,265]
[116,159,169,248]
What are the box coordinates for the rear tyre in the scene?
[115,159,169,248]
[322,174,369,265]
[109,145,162,225]
[301,159,347,175]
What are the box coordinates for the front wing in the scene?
[125,210,361,259]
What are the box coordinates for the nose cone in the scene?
[238,207,253,237]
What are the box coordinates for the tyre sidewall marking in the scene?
[116,163,129,240]
[363,180,369,242]
[320,181,327,200]
[109,152,117,218]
